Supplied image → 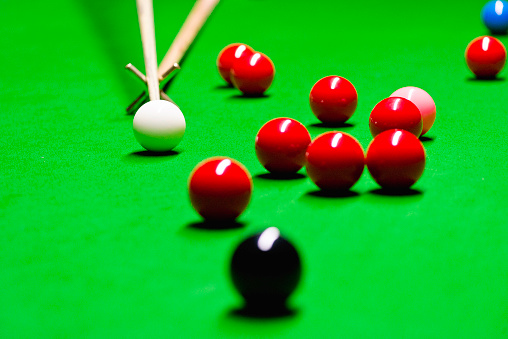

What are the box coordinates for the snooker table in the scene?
[1,0,507,337]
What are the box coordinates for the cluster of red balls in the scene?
[302,76,434,192]
[255,119,426,192]
[187,67,436,221]
[216,43,275,96]
[465,36,506,78]
[187,127,427,222]
[309,76,436,137]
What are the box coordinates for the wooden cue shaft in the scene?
[125,63,177,105]
[136,0,160,101]
[157,0,220,79]
[125,63,147,83]
[160,63,181,80]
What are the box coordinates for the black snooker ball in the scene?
[230,227,302,309]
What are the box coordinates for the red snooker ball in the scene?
[230,52,275,96]
[217,43,255,85]
[255,117,312,174]
[305,132,365,191]
[465,36,506,78]
[369,97,423,137]
[366,129,426,189]
[189,157,252,221]
[309,76,358,124]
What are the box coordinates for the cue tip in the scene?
[125,63,147,83]
[160,63,181,81]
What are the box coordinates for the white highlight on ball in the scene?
[391,130,403,146]
[482,37,491,51]
[235,45,247,58]
[257,227,280,252]
[331,133,343,148]
[133,100,186,152]
[280,119,291,133]
[393,97,402,111]
[215,159,232,176]
[330,77,340,89]
[250,53,261,66]
[496,0,504,15]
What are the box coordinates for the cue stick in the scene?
[125,63,178,105]
[124,71,179,113]
[157,0,220,80]
[126,62,181,85]
[126,0,218,112]
[126,63,147,82]
[160,62,182,80]
[136,0,160,101]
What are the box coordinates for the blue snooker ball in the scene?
[482,0,508,34]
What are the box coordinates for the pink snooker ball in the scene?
[390,87,436,136]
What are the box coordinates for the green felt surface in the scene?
[1,0,507,337]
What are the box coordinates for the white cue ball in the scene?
[133,100,186,152]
